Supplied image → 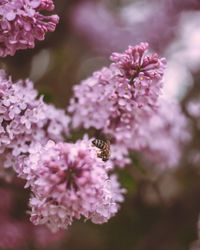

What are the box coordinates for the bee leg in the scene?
[102,157,108,162]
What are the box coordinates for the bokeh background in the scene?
[0,0,200,249]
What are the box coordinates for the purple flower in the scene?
[109,143,131,168]
[111,43,165,81]
[0,70,70,174]
[69,43,166,149]
[68,44,189,168]
[139,98,190,168]
[108,98,190,169]
[69,1,200,54]
[187,98,200,118]
[0,0,59,57]
[26,139,125,232]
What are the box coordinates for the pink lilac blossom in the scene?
[108,99,190,169]
[187,99,200,118]
[0,69,70,174]
[0,0,59,57]
[69,1,121,54]
[140,98,190,168]
[69,43,166,150]
[69,43,190,168]
[109,143,131,168]
[24,139,125,232]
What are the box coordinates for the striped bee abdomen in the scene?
[92,139,106,150]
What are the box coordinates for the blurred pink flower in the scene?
[140,98,190,168]
[26,139,125,232]
[109,143,130,168]
[0,185,66,248]
[69,0,200,54]
[0,0,59,57]
[187,98,200,118]
[0,218,30,250]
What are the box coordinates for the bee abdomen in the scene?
[92,139,105,149]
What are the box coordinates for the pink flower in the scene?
[187,98,200,118]
[69,43,166,150]
[110,43,165,83]
[26,139,125,232]
[139,98,190,168]
[106,98,190,169]
[109,143,131,168]
[69,1,200,54]
[68,44,189,168]
[0,0,59,57]
[0,70,70,174]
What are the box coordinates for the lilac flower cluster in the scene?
[0,0,59,57]
[108,98,190,169]
[69,43,189,168]
[68,43,165,161]
[69,42,165,135]
[0,69,69,174]
[21,139,125,232]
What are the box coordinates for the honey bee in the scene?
[92,139,111,162]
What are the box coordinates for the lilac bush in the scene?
[0,1,199,248]
[0,38,190,235]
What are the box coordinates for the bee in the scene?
[92,139,111,162]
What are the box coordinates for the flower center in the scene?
[65,167,81,191]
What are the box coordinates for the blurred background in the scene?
[0,0,200,249]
